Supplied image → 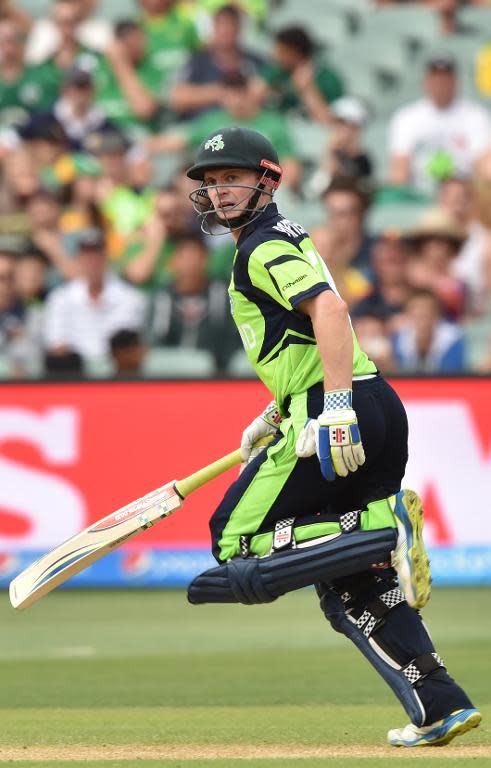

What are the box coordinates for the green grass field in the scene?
[0,587,489,767]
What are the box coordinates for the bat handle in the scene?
[175,435,274,499]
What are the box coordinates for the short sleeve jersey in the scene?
[0,63,60,125]
[229,204,376,413]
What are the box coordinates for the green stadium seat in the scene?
[84,356,114,379]
[463,317,491,370]
[16,0,51,17]
[458,7,491,39]
[227,349,255,378]
[95,0,135,22]
[0,355,12,380]
[367,201,431,237]
[142,347,216,378]
[359,7,440,50]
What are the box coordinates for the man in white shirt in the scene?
[44,228,147,361]
[388,55,491,193]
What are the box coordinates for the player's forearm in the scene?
[302,290,353,390]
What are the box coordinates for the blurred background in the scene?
[0,0,490,592]
[0,0,491,379]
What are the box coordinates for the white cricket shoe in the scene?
[388,708,482,747]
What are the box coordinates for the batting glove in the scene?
[240,400,281,469]
[295,389,365,481]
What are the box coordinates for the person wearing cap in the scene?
[184,125,480,748]
[307,96,373,198]
[405,207,468,320]
[43,227,147,362]
[51,65,112,150]
[388,54,491,193]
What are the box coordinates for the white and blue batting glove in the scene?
[295,389,365,481]
[240,400,282,470]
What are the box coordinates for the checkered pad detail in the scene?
[355,588,405,637]
[402,653,445,685]
[272,517,296,551]
[380,587,405,609]
[324,389,352,410]
[339,510,360,533]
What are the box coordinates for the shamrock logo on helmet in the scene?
[204,134,225,152]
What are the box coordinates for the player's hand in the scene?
[295,389,365,481]
[240,400,281,470]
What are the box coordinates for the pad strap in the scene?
[272,517,296,552]
[339,510,361,533]
[402,653,445,686]
[355,587,406,638]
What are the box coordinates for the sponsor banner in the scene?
[1,546,491,589]
[0,379,490,585]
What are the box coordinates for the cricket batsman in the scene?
[185,126,481,746]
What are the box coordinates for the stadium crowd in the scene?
[0,0,491,379]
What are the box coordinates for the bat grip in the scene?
[175,435,274,499]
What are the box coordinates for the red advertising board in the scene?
[0,378,490,553]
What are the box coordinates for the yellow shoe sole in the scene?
[392,489,432,610]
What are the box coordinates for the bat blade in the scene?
[9,482,183,610]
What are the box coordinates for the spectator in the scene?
[51,65,112,150]
[84,128,157,258]
[36,0,96,88]
[352,232,411,329]
[119,188,188,290]
[44,349,84,377]
[43,228,147,361]
[438,176,491,315]
[311,177,376,306]
[405,207,467,320]
[24,0,112,64]
[388,54,491,193]
[307,96,373,198]
[147,75,302,190]
[150,233,241,372]
[12,245,48,374]
[0,20,59,128]
[427,0,473,37]
[170,4,264,119]
[137,0,200,90]
[392,289,466,373]
[0,250,25,352]
[254,26,344,124]
[88,20,162,140]
[352,311,396,374]
[15,113,70,178]
[26,188,79,281]
[109,328,147,375]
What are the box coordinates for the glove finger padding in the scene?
[318,425,336,481]
[295,419,318,458]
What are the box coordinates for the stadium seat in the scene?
[367,201,431,236]
[16,0,51,16]
[84,357,114,379]
[227,349,255,378]
[95,0,135,21]
[0,355,12,380]
[359,7,440,50]
[142,347,216,378]
[458,7,491,38]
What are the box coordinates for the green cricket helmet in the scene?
[187,126,283,234]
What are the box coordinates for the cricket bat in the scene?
[9,437,272,611]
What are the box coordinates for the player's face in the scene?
[203,167,261,222]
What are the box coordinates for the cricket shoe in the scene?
[390,489,431,610]
[388,708,482,747]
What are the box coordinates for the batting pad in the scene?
[187,527,397,605]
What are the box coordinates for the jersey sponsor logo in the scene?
[238,323,257,350]
[281,274,308,291]
[204,133,225,152]
[273,218,306,238]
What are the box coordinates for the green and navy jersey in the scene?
[229,203,376,414]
